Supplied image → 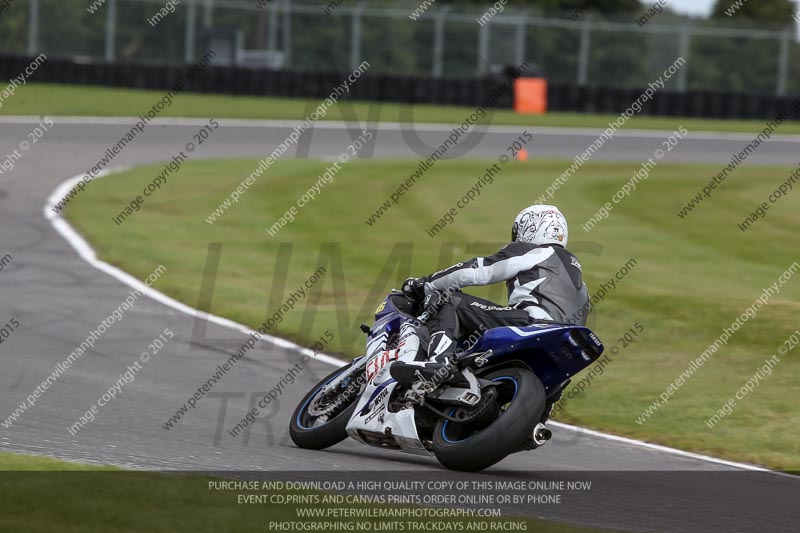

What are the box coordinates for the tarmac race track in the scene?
[0,117,797,533]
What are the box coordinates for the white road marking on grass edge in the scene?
[44,168,344,369]
[547,422,781,474]
[45,170,788,476]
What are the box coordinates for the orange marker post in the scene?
[514,77,548,115]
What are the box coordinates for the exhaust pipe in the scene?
[532,423,552,446]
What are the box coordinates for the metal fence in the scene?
[1,0,799,95]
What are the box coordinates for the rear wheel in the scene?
[290,363,365,450]
[432,367,545,472]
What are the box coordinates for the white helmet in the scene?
[511,205,568,246]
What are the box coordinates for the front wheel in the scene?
[290,363,365,450]
[432,367,545,472]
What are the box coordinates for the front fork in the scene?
[318,356,369,397]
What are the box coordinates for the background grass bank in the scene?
[4,82,800,135]
[63,157,800,471]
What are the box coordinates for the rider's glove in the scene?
[416,289,453,323]
[421,291,439,313]
[402,277,426,301]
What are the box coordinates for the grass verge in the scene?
[0,452,611,532]
[63,157,800,471]
[4,82,800,134]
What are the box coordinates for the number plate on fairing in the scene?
[365,344,403,382]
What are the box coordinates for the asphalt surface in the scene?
[0,117,797,532]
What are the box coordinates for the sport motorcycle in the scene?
[290,290,603,471]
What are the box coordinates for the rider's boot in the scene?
[389,331,457,388]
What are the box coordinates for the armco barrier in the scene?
[0,54,797,122]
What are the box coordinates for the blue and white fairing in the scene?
[346,301,429,453]
[345,293,603,454]
[345,295,432,453]
[470,323,604,394]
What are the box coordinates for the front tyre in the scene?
[290,363,364,450]
[432,367,545,472]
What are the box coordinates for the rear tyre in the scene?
[290,364,364,450]
[432,367,545,472]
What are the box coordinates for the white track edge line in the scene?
[44,169,345,368]
[45,169,789,477]
[8,115,800,142]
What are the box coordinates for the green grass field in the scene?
[63,156,800,471]
[0,452,609,533]
[0,452,303,533]
[4,82,800,134]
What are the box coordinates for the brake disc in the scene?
[307,376,361,419]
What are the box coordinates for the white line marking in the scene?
[44,169,344,369]
[8,115,800,142]
[547,422,785,474]
[45,169,788,476]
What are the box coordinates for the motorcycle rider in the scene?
[390,205,589,387]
